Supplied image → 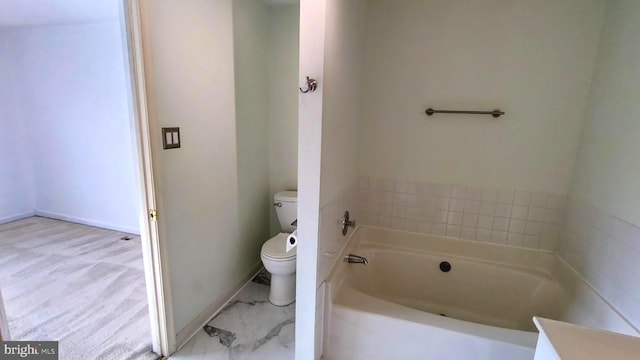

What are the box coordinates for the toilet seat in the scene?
[261,233,296,262]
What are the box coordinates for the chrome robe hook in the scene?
[299,76,318,93]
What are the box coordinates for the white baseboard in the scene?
[175,263,264,350]
[0,211,35,225]
[34,210,140,235]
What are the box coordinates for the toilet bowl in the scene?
[261,233,296,306]
[261,191,298,306]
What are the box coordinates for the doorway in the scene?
[0,1,168,358]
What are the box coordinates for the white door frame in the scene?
[0,287,9,341]
[120,0,176,356]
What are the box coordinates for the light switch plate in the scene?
[162,127,180,149]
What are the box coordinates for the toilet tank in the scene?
[274,191,297,233]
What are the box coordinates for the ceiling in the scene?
[0,0,119,27]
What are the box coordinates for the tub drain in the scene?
[439,261,451,272]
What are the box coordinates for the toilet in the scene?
[260,191,297,306]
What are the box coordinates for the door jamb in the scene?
[0,287,10,341]
[120,0,176,355]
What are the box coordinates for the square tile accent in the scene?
[358,176,566,250]
[319,181,359,284]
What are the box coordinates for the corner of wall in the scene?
[557,0,640,332]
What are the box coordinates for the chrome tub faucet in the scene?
[344,254,368,265]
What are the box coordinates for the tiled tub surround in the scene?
[558,198,640,330]
[358,176,566,251]
[318,181,360,285]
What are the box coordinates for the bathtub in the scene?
[323,226,638,360]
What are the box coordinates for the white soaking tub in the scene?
[323,227,636,360]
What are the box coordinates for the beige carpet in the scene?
[0,217,157,360]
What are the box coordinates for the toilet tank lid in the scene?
[275,191,298,203]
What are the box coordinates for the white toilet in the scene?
[260,191,297,306]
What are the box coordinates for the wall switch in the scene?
[162,127,181,149]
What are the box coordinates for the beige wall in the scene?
[233,0,271,271]
[319,0,366,207]
[296,0,326,358]
[141,0,257,335]
[569,0,640,227]
[267,5,300,235]
[358,0,606,195]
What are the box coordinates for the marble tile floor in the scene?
[170,273,295,360]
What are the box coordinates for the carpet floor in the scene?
[0,216,157,360]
